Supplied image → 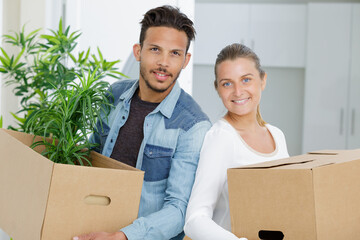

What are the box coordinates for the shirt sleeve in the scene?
[184,126,242,240]
[121,120,212,240]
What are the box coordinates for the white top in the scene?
[184,119,289,240]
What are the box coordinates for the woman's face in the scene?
[216,57,266,118]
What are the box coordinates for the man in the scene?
[74,5,211,240]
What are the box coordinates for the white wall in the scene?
[0,0,60,129]
[65,0,195,93]
[192,64,305,156]
[1,0,20,129]
[0,0,195,128]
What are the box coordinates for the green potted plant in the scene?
[0,19,125,165]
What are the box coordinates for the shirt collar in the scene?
[119,80,181,119]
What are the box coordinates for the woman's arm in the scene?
[184,128,242,240]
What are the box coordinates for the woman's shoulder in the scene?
[265,123,286,138]
[201,119,238,148]
[265,123,289,156]
[206,118,236,137]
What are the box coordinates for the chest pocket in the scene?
[94,121,110,152]
[142,144,173,182]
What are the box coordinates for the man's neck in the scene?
[137,80,174,103]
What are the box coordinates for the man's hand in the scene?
[73,231,127,240]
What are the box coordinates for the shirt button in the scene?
[110,139,113,143]
[149,151,152,155]
[122,116,125,120]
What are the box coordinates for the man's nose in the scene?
[156,53,170,67]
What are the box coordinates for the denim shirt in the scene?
[90,79,211,240]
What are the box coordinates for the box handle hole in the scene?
[84,195,111,206]
[258,230,284,240]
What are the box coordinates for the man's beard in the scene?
[140,64,181,93]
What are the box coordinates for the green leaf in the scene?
[10,112,26,124]
[0,47,11,61]
[0,56,9,66]
[69,52,77,63]
[14,47,25,66]
[58,17,63,35]
[110,70,128,78]
[97,47,104,62]
[25,28,41,40]
[3,34,17,42]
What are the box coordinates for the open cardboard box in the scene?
[227,149,360,240]
[0,129,144,240]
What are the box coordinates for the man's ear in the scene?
[133,43,141,61]
[182,52,192,69]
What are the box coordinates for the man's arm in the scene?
[74,231,127,240]
[121,121,211,240]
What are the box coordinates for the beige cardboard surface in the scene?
[228,169,317,239]
[0,129,53,240]
[0,129,144,240]
[313,160,360,239]
[228,149,360,240]
[42,163,143,239]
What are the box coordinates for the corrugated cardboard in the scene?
[227,149,360,240]
[0,129,144,240]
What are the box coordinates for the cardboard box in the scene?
[227,149,360,240]
[0,129,144,240]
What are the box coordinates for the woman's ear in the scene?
[133,44,141,61]
[261,73,267,91]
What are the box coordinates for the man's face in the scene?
[133,26,191,102]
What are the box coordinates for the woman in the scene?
[184,43,289,240]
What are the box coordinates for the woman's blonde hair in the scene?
[214,43,266,127]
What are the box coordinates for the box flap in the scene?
[233,152,346,170]
[0,129,53,240]
[308,150,340,155]
[90,151,142,171]
[234,154,316,169]
[278,156,336,169]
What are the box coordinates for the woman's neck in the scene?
[224,112,262,133]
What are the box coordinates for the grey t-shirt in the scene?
[110,90,159,167]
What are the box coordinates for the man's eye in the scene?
[223,82,232,87]
[173,51,180,56]
[243,78,251,83]
[151,48,159,51]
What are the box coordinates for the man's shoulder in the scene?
[110,79,137,94]
[109,79,137,103]
[165,89,210,131]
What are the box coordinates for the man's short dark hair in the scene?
[139,5,195,52]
